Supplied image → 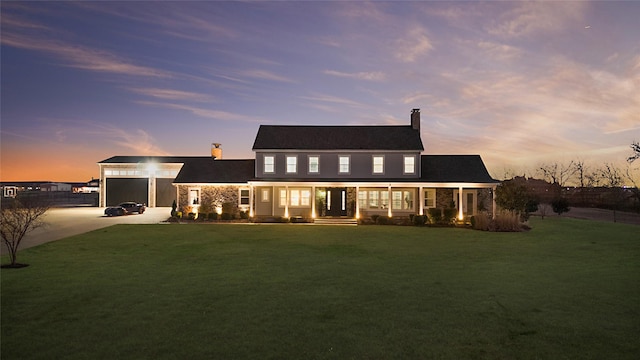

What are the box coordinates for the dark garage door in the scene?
[156,178,176,207]
[106,178,148,206]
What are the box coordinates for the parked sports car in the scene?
[104,202,146,216]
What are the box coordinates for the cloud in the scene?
[324,70,386,81]
[476,41,523,62]
[128,87,214,102]
[1,33,170,78]
[239,69,296,83]
[394,25,434,62]
[135,101,264,123]
[486,2,588,38]
[299,93,365,108]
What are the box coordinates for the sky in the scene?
[1,1,639,182]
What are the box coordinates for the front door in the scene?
[326,187,347,216]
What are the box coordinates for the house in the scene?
[98,109,499,221]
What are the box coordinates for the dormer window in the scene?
[373,155,384,174]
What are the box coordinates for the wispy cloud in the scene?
[394,25,434,62]
[324,70,386,81]
[128,87,214,102]
[135,101,263,123]
[486,2,587,38]
[239,69,296,83]
[1,33,170,78]
[300,93,365,108]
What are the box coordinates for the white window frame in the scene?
[188,187,201,206]
[286,155,297,174]
[264,155,275,174]
[424,189,436,208]
[372,155,385,174]
[239,188,250,206]
[404,155,416,174]
[392,190,414,210]
[308,155,319,174]
[338,155,350,174]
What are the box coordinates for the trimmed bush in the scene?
[427,208,442,224]
[376,216,390,225]
[442,208,458,225]
[371,215,380,223]
[413,215,427,226]
[208,212,218,221]
[220,213,233,221]
[239,211,249,219]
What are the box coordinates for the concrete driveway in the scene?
[2,207,171,253]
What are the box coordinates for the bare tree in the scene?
[1,198,49,268]
[627,141,640,163]
[598,164,625,223]
[538,161,577,187]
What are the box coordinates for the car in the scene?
[104,202,146,216]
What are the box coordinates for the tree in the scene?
[495,179,539,221]
[1,198,49,268]
[598,163,626,222]
[627,141,640,163]
[538,161,576,188]
[551,197,570,216]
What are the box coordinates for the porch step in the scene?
[313,218,358,226]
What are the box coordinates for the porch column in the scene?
[419,186,424,215]
[458,186,464,221]
[355,186,360,219]
[311,186,316,218]
[284,185,289,218]
[388,185,392,218]
[249,185,254,217]
[492,185,497,219]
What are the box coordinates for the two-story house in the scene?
[99,109,499,221]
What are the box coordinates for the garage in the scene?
[155,178,177,207]
[106,178,148,206]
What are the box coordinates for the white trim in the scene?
[286,155,297,174]
[338,155,350,175]
[372,155,385,175]
[403,155,416,175]
[263,154,275,174]
[308,155,320,175]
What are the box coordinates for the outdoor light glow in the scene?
[146,162,158,175]
[215,206,222,215]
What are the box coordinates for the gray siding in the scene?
[255,151,421,180]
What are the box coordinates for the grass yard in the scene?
[2,218,639,359]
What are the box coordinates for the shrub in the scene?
[427,208,442,224]
[413,215,427,226]
[176,211,182,219]
[552,197,570,216]
[376,216,390,225]
[492,211,522,232]
[220,213,233,221]
[208,212,218,221]
[187,212,196,221]
[171,200,177,218]
[471,212,491,231]
[371,215,380,223]
[222,202,236,217]
[442,208,458,225]
[239,210,249,219]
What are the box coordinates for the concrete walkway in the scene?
[1,207,171,253]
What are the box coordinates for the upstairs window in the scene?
[286,156,297,174]
[373,156,384,174]
[404,155,416,174]
[264,155,275,174]
[338,156,350,174]
[308,156,319,174]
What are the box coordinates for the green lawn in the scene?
[2,218,639,359]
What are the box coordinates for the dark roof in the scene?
[174,159,255,184]
[252,125,424,151]
[421,155,498,183]
[98,156,202,164]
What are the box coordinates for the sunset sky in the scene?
[1,1,639,182]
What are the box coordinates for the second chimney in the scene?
[211,143,222,159]
[411,108,420,131]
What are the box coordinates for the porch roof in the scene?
[173,159,255,184]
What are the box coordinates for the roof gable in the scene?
[252,125,424,151]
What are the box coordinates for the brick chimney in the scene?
[411,109,420,131]
[211,143,222,159]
